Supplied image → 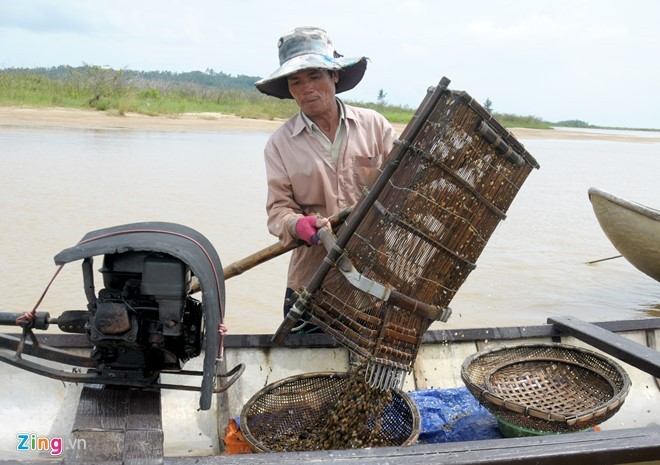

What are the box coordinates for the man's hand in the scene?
[295,216,329,245]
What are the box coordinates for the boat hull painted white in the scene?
[1,327,658,459]
[589,187,660,282]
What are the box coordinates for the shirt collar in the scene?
[292,98,346,137]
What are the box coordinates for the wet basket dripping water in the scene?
[461,343,631,433]
[239,371,420,452]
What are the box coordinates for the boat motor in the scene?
[70,251,201,375]
[0,222,244,410]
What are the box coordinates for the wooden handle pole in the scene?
[223,241,293,280]
[190,206,353,293]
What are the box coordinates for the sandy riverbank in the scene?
[2,106,659,142]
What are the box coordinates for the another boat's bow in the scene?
[588,187,660,282]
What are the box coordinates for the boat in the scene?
[1,315,659,464]
[589,187,660,282]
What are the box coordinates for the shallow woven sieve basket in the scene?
[239,371,420,453]
[461,343,631,433]
[292,78,540,388]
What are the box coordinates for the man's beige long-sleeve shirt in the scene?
[264,102,397,291]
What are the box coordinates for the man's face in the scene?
[287,69,339,118]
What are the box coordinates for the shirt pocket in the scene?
[353,153,383,187]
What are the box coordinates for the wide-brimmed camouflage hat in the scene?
[255,27,368,99]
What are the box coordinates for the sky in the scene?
[1,0,659,129]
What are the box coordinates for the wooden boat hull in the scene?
[1,317,659,464]
[589,187,660,282]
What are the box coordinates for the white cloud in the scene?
[465,16,567,42]
[0,2,94,34]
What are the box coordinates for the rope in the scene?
[15,264,64,327]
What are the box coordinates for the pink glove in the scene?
[295,216,327,245]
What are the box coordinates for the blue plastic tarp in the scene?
[408,386,503,443]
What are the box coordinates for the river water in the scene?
[1,124,659,334]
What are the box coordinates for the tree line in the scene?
[2,65,260,92]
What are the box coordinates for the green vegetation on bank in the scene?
[0,66,431,123]
[1,65,649,131]
[0,65,303,120]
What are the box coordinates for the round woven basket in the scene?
[239,371,420,452]
[461,343,631,433]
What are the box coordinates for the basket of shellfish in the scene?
[461,343,631,434]
[239,365,420,452]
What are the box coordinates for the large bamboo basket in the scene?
[461,343,631,433]
[305,81,540,386]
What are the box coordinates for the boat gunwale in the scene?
[3,317,658,349]
[160,425,660,465]
[588,187,660,221]
[2,426,658,465]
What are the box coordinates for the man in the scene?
[256,27,397,325]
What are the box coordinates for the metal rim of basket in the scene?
[239,370,421,452]
[460,343,631,426]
